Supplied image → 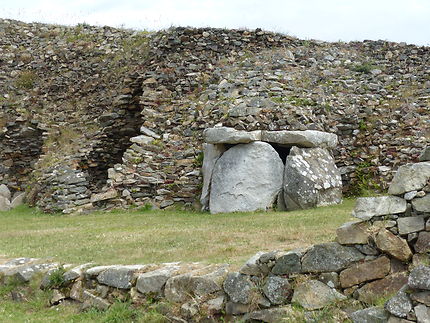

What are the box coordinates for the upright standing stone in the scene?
[0,184,11,201]
[200,143,226,210]
[283,147,342,210]
[209,142,284,214]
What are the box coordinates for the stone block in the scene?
[352,196,407,220]
[388,162,430,195]
[209,142,283,213]
[291,280,346,310]
[375,229,412,262]
[397,216,425,235]
[203,127,261,144]
[301,242,365,273]
[261,130,338,148]
[340,256,390,288]
[336,221,370,245]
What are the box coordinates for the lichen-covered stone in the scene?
[408,266,430,291]
[262,276,292,305]
[209,141,284,214]
[223,272,254,305]
[301,242,365,273]
[385,286,412,319]
[292,280,346,310]
[283,147,342,210]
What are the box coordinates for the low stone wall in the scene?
[1,153,429,321]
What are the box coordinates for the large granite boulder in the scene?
[209,141,284,214]
[283,147,342,210]
[388,162,430,195]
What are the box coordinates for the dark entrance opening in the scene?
[269,144,291,164]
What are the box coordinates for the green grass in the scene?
[0,201,355,267]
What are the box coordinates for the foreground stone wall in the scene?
[2,153,429,322]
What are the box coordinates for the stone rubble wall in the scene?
[2,154,429,322]
[1,19,429,212]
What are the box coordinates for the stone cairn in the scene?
[201,127,342,214]
[0,148,429,322]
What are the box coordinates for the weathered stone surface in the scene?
[350,306,389,323]
[419,147,430,162]
[414,304,430,323]
[337,221,370,245]
[239,251,266,276]
[97,265,145,289]
[140,126,160,139]
[283,147,342,210]
[10,192,25,209]
[271,250,303,275]
[398,217,425,235]
[0,196,11,211]
[129,134,153,145]
[292,279,346,310]
[261,130,338,148]
[199,143,225,210]
[375,229,412,262]
[164,264,229,303]
[70,280,84,301]
[63,263,93,282]
[301,242,365,273]
[0,184,11,200]
[357,272,409,304]
[388,162,430,195]
[82,290,110,311]
[209,142,284,214]
[204,127,261,144]
[414,232,430,253]
[340,256,390,288]
[243,306,296,323]
[408,266,430,290]
[412,194,430,213]
[387,317,414,323]
[411,291,430,306]
[385,286,412,319]
[319,272,340,288]
[352,196,407,220]
[136,265,179,296]
[262,276,292,305]
[223,272,254,304]
[90,189,118,203]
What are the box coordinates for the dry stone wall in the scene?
[2,152,430,321]
[0,19,429,212]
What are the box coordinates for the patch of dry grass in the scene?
[0,200,355,267]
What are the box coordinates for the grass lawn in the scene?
[0,199,355,268]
